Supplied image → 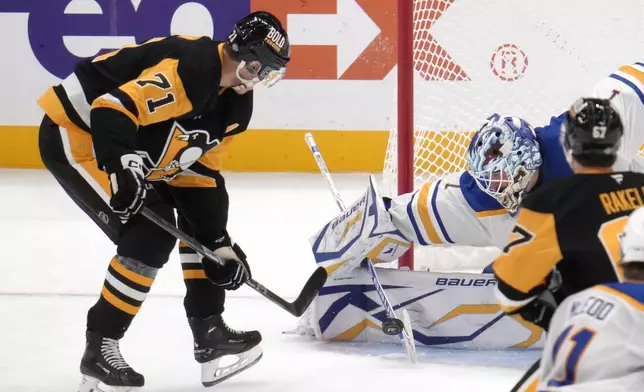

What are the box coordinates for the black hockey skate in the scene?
[188,314,263,387]
[78,330,144,392]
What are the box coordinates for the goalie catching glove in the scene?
[106,153,147,223]
[202,235,251,290]
[309,175,412,276]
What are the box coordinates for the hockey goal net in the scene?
[384,0,644,271]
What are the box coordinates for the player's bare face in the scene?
[237,60,262,83]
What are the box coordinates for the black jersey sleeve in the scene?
[492,180,570,313]
[493,204,564,312]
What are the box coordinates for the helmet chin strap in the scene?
[233,61,260,95]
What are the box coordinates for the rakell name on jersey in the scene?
[599,187,644,215]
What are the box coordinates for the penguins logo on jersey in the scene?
[138,122,221,181]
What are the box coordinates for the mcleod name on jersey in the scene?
[538,283,644,391]
[38,35,252,189]
[493,172,644,314]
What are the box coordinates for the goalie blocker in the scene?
[309,175,412,275]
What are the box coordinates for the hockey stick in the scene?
[141,207,327,317]
[304,133,417,364]
[511,359,541,392]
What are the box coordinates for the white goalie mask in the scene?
[467,114,543,213]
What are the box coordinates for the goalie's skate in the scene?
[78,331,144,392]
[189,314,263,387]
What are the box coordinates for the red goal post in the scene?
[396,0,415,270]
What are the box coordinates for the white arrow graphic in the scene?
[287,0,380,77]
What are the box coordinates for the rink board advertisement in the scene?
[1,0,643,171]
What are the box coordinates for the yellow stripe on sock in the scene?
[183,270,207,280]
[101,286,140,315]
[110,257,154,287]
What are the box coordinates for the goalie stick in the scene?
[141,207,327,317]
[304,132,418,364]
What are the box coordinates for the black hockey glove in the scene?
[516,290,558,331]
[106,153,146,223]
[511,268,564,331]
[202,235,251,290]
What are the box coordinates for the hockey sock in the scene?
[87,256,158,339]
[180,243,225,319]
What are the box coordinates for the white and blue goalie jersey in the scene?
[595,62,644,172]
[387,114,572,251]
[537,283,644,391]
[388,62,644,261]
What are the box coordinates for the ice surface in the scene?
[0,169,531,391]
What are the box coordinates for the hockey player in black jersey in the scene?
[36,11,290,391]
[494,97,644,329]
[493,97,644,391]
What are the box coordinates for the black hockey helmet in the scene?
[227,11,291,87]
[561,97,623,167]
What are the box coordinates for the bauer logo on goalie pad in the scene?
[435,277,497,287]
[301,267,544,349]
[331,197,367,232]
[309,176,411,274]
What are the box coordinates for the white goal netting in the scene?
[383,0,644,271]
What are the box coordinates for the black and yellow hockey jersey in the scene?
[38,35,252,186]
[493,171,644,313]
